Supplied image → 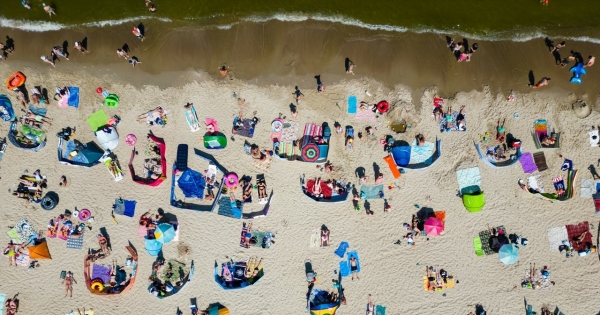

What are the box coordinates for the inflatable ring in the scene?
[125,134,137,146]
[224,172,239,189]
[5,71,26,90]
[79,209,91,221]
[104,94,119,108]
[90,278,104,292]
[96,87,103,94]
[271,120,283,133]
[41,192,58,210]
[377,101,390,114]
[305,147,317,159]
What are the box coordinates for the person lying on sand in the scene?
[456,106,466,130]
[496,118,506,143]
[529,77,551,88]
[137,107,165,123]
[62,271,77,298]
[573,230,589,246]
[426,266,438,290]
[25,111,52,125]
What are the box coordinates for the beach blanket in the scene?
[439,111,466,132]
[375,305,386,315]
[67,87,79,108]
[519,152,537,173]
[456,167,481,192]
[566,221,592,252]
[8,218,36,244]
[92,264,112,284]
[281,121,299,143]
[339,260,350,277]
[87,110,110,132]
[580,179,596,198]
[355,108,377,122]
[360,185,384,199]
[533,152,548,172]
[67,232,85,249]
[162,259,190,283]
[114,199,137,217]
[334,241,349,258]
[410,140,435,164]
[547,226,568,252]
[307,179,333,199]
[478,225,506,255]
[0,293,5,312]
[232,117,255,138]
[347,95,357,114]
[218,197,243,219]
[309,229,320,248]
[28,104,47,116]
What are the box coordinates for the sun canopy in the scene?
[145,237,163,256]
[177,169,206,199]
[154,223,176,244]
[96,127,119,150]
[28,240,51,259]
[424,217,444,236]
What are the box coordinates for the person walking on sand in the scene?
[116,48,129,59]
[62,271,77,297]
[74,41,87,53]
[345,58,355,75]
[128,56,141,67]
[585,55,595,68]
[40,55,55,67]
[529,77,551,89]
[42,3,56,16]
[315,75,325,93]
[132,27,144,41]
[293,86,304,104]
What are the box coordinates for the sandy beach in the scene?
[0,18,599,315]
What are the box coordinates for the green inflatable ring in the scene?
[104,94,119,108]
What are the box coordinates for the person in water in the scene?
[529,77,550,89]
[585,55,595,68]
[43,3,56,16]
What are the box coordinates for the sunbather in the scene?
[573,230,589,246]
[62,271,77,298]
[416,134,426,146]
[349,255,359,280]
[540,134,556,146]
[435,265,444,287]
[444,106,453,131]
[433,106,443,123]
[240,179,253,201]
[366,294,374,315]
[244,257,256,278]
[5,241,21,267]
[184,103,199,127]
[426,266,438,290]
[312,178,322,197]
[31,87,46,105]
[109,260,118,286]
[137,107,165,123]
[242,222,253,248]
[251,258,263,277]
[456,106,466,131]
[5,294,18,315]
[25,111,52,125]
[321,228,330,247]
[412,214,421,235]
[257,178,268,200]
[496,119,506,142]
[98,234,109,255]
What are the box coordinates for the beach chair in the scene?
[473,237,484,257]
[101,153,123,181]
[531,119,560,149]
[526,304,537,315]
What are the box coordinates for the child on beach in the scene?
[293,86,304,104]
[314,75,325,93]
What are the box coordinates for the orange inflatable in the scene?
[5,71,26,90]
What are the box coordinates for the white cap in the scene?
[40,56,46,60]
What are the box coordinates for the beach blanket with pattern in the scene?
[410,140,435,164]
[439,111,466,132]
[161,259,190,283]
[478,225,506,255]
[456,167,481,192]
[7,218,36,244]
[66,232,85,249]
[232,118,255,138]
[280,121,300,143]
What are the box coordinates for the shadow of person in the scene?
[81,37,88,50]
[5,35,14,51]
[354,167,366,178]
[51,51,60,63]
[122,43,130,54]
[544,37,554,51]
[62,40,69,54]
[137,23,145,36]
[588,164,600,180]
[552,50,562,65]
[528,70,535,86]
[372,162,380,178]
[364,200,371,215]
[445,36,453,50]
[462,38,469,53]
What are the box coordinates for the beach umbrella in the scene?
[301,143,320,163]
[572,100,591,119]
[499,244,519,265]
[145,237,163,256]
[96,127,119,150]
[424,217,444,236]
[154,223,176,244]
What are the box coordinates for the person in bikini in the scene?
[242,222,253,248]
[496,118,506,143]
[349,255,359,280]
[529,77,551,88]
[444,105,453,131]
[5,241,20,267]
[321,228,330,247]
[98,234,109,255]
[24,110,53,125]
[312,178,322,198]
[366,294,374,315]
[137,107,164,123]
[456,105,466,131]
[62,271,77,297]
[426,266,438,290]
[257,178,268,200]
[412,214,421,235]
[573,230,589,246]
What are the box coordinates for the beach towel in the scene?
[281,121,299,143]
[138,225,149,238]
[87,110,110,132]
[334,241,349,258]
[218,197,243,219]
[10,218,36,243]
[232,118,255,138]
[360,185,384,199]
[92,264,112,284]
[347,251,361,272]
[67,232,84,249]
[473,237,484,257]
[63,140,89,163]
[533,152,548,171]
[519,152,537,173]
[375,305,386,315]
[580,179,596,198]
[355,108,377,122]
[306,179,333,199]
[478,225,505,255]
[347,95,357,114]
[185,105,200,132]
[114,199,136,217]
[339,261,350,277]
[28,104,47,117]
[594,194,600,214]
[547,226,568,252]
[67,87,79,108]
[527,175,544,193]
[309,229,320,248]
[566,221,592,252]
[456,167,481,193]
[439,111,466,132]
[410,140,435,164]
[553,175,566,197]
[0,293,5,312]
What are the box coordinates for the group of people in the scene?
[12,170,47,205]
[425,265,450,291]
[304,177,347,199]
[521,263,553,290]
[148,259,184,297]
[447,38,479,62]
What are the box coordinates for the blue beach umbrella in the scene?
[499,243,519,265]
[145,237,163,256]
[154,223,176,244]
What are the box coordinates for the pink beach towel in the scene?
[205,118,219,132]
[58,95,69,108]
[355,109,377,122]
[519,152,537,173]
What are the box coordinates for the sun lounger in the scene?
[184,104,200,132]
[533,152,548,171]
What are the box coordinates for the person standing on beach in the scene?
[42,3,56,17]
[132,27,144,41]
[585,56,595,68]
[550,41,565,53]
[345,58,355,75]
[293,86,304,104]
[40,55,55,67]
[128,56,141,67]
[315,75,325,93]
[117,48,129,59]
[529,77,551,89]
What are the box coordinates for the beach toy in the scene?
[224,172,239,189]
[96,87,103,94]
[569,63,586,84]
[5,71,26,90]
[90,278,104,292]
[104,94,119,108]
[271,120,283,133]
[78,209,91,221]
[377,101,389,114]
[125,134,137,146]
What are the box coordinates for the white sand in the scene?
[0,63,598,315]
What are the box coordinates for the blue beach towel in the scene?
[0,293,5,311]
[123,200,137,217]
[360,185,384,199]
[67,86,79,108]
[339,261,350,277]
[334,241,349,258]
[347,96,357,114]
[347,251,361,273]
[28,104,47,116]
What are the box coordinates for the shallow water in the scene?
[4,0,600,41]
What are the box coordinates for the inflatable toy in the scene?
[104,94,119,108]
[125,134,137,146]
[96,87,103,94]
[79,209,91,221]
[377,101,389,114]
[90,278,104,292]
[5,71,26,90]
[570,62,587,85]
[224,172,239,188]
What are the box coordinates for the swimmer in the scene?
[345,57,355,75]
[149,4,157,12]
[528,77,551,89]
[128,56,141,67]
[42,3,56,16]
[219,65,228,76]
[585,55,595,68]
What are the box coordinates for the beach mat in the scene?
[67,86,79,108]
[339,260,350,277]
[113,199,138,217]
[456,167,481,192]
[375,305,386,315]
[347,96,357,114]
[28,104,47,116]
[232,118,255,138]
[410,140,435,164]
[533,152,548,172]
[309,229,320,248]
[360,185,384,199]
[519,152,537,173]
[176,143,189,171]
[334,241,349,258]
[92,264,112,284]
[87,110,110,132]
[66,232,84,249]
[355,108,376,122]
[478,225,505,255]
[547,226,568,252]
[566,221,592,252]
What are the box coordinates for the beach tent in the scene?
[0,94,15,122]
[28,240,51,260]
[96,127,119,150]
[177,169,206,199]
[387,138,442,171]
[57,137,104,167]
[474,141,522,169]
[208,303,229,315]
[8,121,46,152]
[128,133,167,187]
[84,246,138,295]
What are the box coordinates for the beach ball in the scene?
[96,87,103,94]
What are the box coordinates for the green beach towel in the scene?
[87,110,110,132]
[473,237,484,257]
